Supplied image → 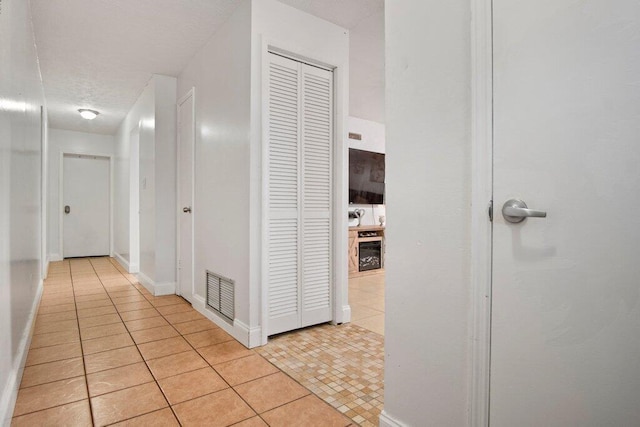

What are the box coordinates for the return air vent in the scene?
[206,270,234,323]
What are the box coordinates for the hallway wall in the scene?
[382,1,472,426]
[47,128,115,261]
[114,75,177,294]
[0,0,48,422]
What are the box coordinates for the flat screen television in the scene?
[349,148,385,204]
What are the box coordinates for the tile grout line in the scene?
[87,257,180,426]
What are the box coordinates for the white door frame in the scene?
[469,0,493,425]
[176,87,196,301]
[260,38,349,345]
[59,152,114,258]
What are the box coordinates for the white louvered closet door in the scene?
[266,53,333,336]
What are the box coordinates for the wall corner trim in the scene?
[48,253,63,262]
[379,410,406,427]
[0,279,43,424]
[235,319,262,349]
[113,252,130,271]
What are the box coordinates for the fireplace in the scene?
[359,240,382,272]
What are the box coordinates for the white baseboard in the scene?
[339,304,352,324]
[113,252,129,271]
[128,263,139,274]
[154,282,176,296]
[379,410,406,427]
[48,253,63,262]
[235,319,262,349]
[0,279,43,424]
[136,271,176,296]
[191,295,252,348]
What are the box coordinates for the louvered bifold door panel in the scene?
[267,53,301,336]
[300,64,333,327]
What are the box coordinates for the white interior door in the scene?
[266,53,333,336]
[490,1,640,425]
[177,90,195,303]
[63,154,110,258]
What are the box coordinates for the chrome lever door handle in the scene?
[502,199,547,223]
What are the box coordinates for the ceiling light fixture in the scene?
[78,109,99,120]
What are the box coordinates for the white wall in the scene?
[177,0,252,343]
[114,80,154,273]
[0,0,47,422]
[350,8,385,124]
[47,129,115,260]
[251,0,351,342]
[381,1,471,426]
[177,0,349,346]
[114,75,177,292]
[347,116,386,227]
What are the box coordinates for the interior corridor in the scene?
[13,257,353,426]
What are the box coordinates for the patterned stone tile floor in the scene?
[13,257,355,426]
[256,323,385,427]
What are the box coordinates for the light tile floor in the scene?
[348,273,385,336]
[14,257,353,426]
[256,273,386,427]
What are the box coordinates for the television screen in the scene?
[349,148,385,204]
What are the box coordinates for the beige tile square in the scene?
[157,367,228,404]
[78,313,122,329]
[91,382,168,426]
[11,399,92,427]
[172,319,218,335]
[13,377,87,417]
[137,336,192,361]
[87,362,154,397]
[111,295,147,305]
[30,330,80,349]
[234,372,310,413]
[130,325,179,344]
[36,311,78,324]
[26,342,82,366]
[74,293,110,303]
[214,354,279,386]
[146,350,208,380]
[40,296,75,306]
[156,303,193,316]
[20,357,84,388]
[197,341,253,366]
[82,333,134,355]
[84,346,143,374]
[77,305,117,319]
[352,314,384,336]
[349,303,383,322]
[80,322,128,341]
[183,328,234,348]
[261,395,351,427]
[116,301,153,312]
[33,319,79,335]
[110,408,179,426]
[172,388,255,427]
[124,316,169,332]
[75,298,114,310]
[37,303,76,315]
[148,295,187,307]
[118,308,160,321]
[164,310,205,325]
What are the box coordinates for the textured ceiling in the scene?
[31,0,384,135]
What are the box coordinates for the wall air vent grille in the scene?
[206,270,234,323]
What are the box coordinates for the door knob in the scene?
[64,205,70,214]
[183,207,191,213]
[502,199,547,223]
